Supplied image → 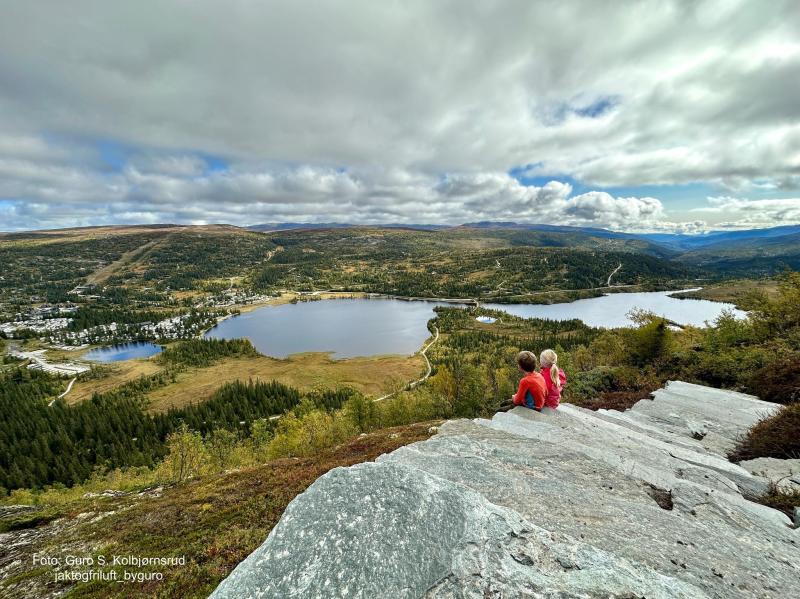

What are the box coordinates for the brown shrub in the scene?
[746,356,800,405]
[568,389,655,412]
[757,483,800,522]
[729,403,800,461]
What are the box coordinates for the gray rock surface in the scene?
[740,457,800,492]
[212,381,800,598]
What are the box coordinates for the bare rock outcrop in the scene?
[212,381,799,598]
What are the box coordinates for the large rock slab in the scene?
[211,461,704,598]
[631,381,780,456]
[212,382,800,598]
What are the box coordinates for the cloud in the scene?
[1,135,796,233]
[0,150,668,231]
[692,196,800,227]
[0,0,798,230]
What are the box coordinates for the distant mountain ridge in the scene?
[637,224,800,251]
[460,221,800,250]
[247,222,448,232]
[249,221,800,247]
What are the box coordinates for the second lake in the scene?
[82,341,163,363]
[483,289,745,329]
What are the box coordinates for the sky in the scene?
[0,0,799,233]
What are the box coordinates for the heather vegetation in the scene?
[0,422,438,599]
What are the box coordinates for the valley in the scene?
[0,223,751,423]
[1,222,798,597]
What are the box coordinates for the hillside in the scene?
[213,382,799,598]
[5,222,800,312]
[677,230,800,275]
[454,223,800,276]
[0,422,438,598]
[0,224,275,309]
[1,270,799,597]
[0,223,696,329]
[458,221,800,254]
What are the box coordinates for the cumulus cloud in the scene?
[692,196,800,228]
[0,150,669,231]
[0,0,799,230]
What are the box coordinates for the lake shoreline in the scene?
[224,283,706,317]
[205,290,744,358]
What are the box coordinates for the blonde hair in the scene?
[540,349,561,388]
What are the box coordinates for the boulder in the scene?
[212,381,800,598]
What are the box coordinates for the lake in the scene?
[204,291,744,358]
[205,299,448,358]
[483,289,745,329]
[82,342,163,362]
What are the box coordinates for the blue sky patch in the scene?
[509,167,716,212]
[94,138,135,171]
[573,96,618,118]
[198,153,229,173]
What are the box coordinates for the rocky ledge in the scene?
[212,381,799,598]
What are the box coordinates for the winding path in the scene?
[50,377,76,406]
[606,263,622,286]
[267,325,441,420]
[375,325,439,402]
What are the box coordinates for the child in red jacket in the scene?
[512,351,547,411]
[540,349,567,409]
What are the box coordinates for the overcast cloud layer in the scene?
[1,0,799,232]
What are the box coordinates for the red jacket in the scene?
[542,369,567,409]
[513,371,547,411]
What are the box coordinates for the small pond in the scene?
[82,342,163,363]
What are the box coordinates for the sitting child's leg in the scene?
[497,398,514,412]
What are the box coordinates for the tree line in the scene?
[0,338,323,491]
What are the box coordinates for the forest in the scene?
[0,339,356,489]
[246,228,698,298]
